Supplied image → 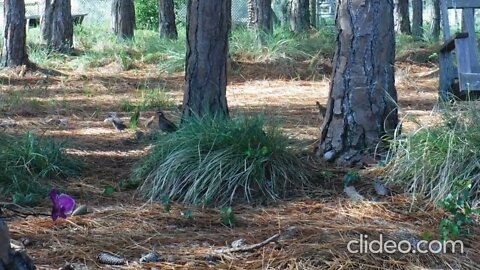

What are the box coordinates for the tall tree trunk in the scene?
[411,0,423,39]
[50,0,73,52]
[317,0,399,166]
[309,0,316,28]
[158,0,177,39]
[247,0,255,27]
[40,0,53,42]
[431,0,440,40]
[288,0,310,33]
[253,0,273,45]
[3,0,30,67]
[395,0,411,34]
[227,0,231,34]
[111,0,135,40]
[182,0,229,119]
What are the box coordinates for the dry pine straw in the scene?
[6,193,480,269]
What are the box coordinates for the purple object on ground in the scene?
[50,187,75,221]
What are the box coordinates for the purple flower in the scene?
[50,187,75,221]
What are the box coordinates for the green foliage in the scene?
[220,207,234,227]
[103,185,115,196]
[161,195,171,212]
[439,180,478,241]
[343,171,360,187]
[133,115,312,206]
[0,131,81,202]
[135,0,159,30]
[130,110,140,129]
[384,102,480,205]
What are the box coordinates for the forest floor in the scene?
[1,59,479,269]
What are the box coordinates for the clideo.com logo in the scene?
[347,234,464,254]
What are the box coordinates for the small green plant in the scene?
[220,207,234,227]
[103,185,115,196]
[119,179,140,190]
[438,180,478,241]
[161,195,171,212]
[343,170,360,186]
[129,110,140,129]
[181,210,193,220]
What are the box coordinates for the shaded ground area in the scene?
[1,61,478,269]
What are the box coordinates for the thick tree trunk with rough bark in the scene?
[40,0,52,42]
[182,0,229,119]
[395,0,410,34]
[431,0,440,40]
[158,0,177,39]
[411,0,423,39]
[111,0,135,40]
[288,0,310,33]
[309,0,316,28]
[2,0,29,67]
[253,0,273,45]
[0,220,35,270]
[317,0,399,166]
[50,0,73,52]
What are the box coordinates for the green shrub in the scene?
[135,0,159,30]
[0,131,82,201]
[132,115,311,206]
[384,102,480,205]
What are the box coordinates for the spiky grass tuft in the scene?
[384,102,480,205]
[133,115,312,206]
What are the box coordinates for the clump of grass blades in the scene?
[0,131,81,198]
[384,103,480,205]
[133,115,311,206]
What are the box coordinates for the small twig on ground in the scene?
[0,202,50,218]
[213,233,280,254]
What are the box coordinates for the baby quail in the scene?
[104,113,127,131]
[157,111,177,132]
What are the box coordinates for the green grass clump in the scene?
[0,131,81,201]
[384,102,480,205]
[133,115,311,206]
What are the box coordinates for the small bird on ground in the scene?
[157,111,177,132]
[104,112,127,131]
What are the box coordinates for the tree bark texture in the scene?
[247,0,255,27]
[309,0,316,28]
[111,0,135,40]
[411,0,423,39]
[40,0,52,42]
[395,0,411,34]
[50,0,73,52]
[317,0,399,166]
[431,0,440,40]
[0,220,35,270]
[253,0,273,45]
[182,0,229,119]
[2,0,29,67]
[288,0,310,33]
[158,0,177,39]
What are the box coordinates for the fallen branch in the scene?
[213,233,280,254]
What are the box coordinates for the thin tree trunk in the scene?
[288,0,310,33]
[309,0,316,28]
[50,0,73,52]
[158,0,177,39]
[317,0,399,166]
[411,0,423,39]
[431,0,440,40]
[40,0,53,42]
[253,0,273,45]
[395,0,411,34]
[3,0,30,67]
[111,0,135,40]
[0,220,35,269]
[182,0,229,119]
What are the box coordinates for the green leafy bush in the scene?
[0,131,81,201]
[135,0,159,30]
[132,115,311,206]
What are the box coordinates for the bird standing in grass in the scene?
[157,111,177,132]
[104,112,127,131]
